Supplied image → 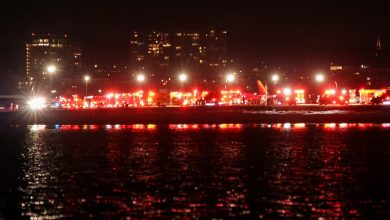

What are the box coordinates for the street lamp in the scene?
[226,73,235,83]
[178,73,187,89]
[315,73,325,82]
[178,73,187,82]
[225,73,235,89]
[136,73,145,83]
[47,65,56,73]
[84,75,90,97]
[271,74,279,84]
[47,65,57,91]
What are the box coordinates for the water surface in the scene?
[1,123,390,219]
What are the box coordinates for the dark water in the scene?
[1,123,390,219]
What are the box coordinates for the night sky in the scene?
[1,1,389,78]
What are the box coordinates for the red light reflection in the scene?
[218,124,243,130]
[293,123,306,129]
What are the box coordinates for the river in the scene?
[1,123,390,218]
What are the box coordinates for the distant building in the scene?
[329,36,390,88]
[129,31,146,69]
[22,33,82,92]
[129,29,231,81]
[330,64,390,88]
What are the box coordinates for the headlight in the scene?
[28,97,46,110]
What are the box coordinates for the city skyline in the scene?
[3,2,390,220]
[1,1,389,77]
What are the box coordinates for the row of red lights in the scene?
[30,123,390,131]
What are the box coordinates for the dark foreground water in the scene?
[1,123,390,219]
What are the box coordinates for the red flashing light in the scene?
[283,88,292,96]
[106,93,114,99]
[325,89,336,95]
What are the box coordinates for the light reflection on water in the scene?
[0,123,390,218]
[29,123,390,132]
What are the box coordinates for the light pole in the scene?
[136,73,145,84]
[47,65,56,92]
[178,73,187,90]
[84,75,90,97]
[271,74,279,84]
[315,73,325,104]
[225,73,235,89]
[315,73,325,83]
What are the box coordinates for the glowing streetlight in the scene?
[47,65,57,91]
[315,73,325,82]
[136,74,145,83]
[225,73,236,89]
[84,75,90,97]
[178,73,188,82]
[226,73,235,83]
[178,73,188,90]
[271,74,279,84]
[47,65,56,73]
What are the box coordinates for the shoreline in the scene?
[1,105,390,125]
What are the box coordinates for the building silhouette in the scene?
[129,29,231,83]
[22,33,82,93]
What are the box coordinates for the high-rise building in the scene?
[206,29,228,68]
[129,31,146,70]
[146,32,172,68]
[129,29,230,80]
[130,31,172,71]
[174,31,205,65]
[24,33,82,92]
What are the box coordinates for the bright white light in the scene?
[283,123,291,129]
[341,89,347,95]
[47,65,56,73]
[315,73,325,82]
[136,74,145,82]
[283,88,292,96]
[178,73,188,82]
[271,74,279,82]
[28,97,46,110]
[31,125,46,131]
[84,75,90,82]
[226,73,235,82]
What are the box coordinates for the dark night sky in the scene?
[1,1,389,78]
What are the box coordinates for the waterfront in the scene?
[2,105,390,125]
[1,123,390,218]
